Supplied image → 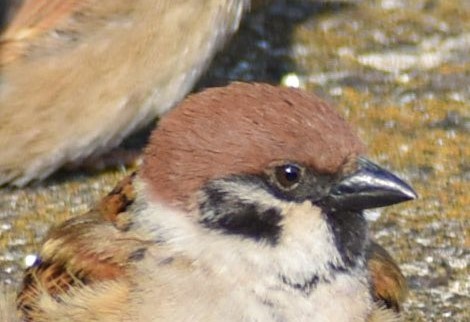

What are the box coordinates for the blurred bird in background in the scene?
[0,0,358,186]
[0,0,250,186]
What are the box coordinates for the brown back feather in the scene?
[16,172,147,320]
[367,241,408,313]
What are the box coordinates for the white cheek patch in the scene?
[267,200,343,285]
[134,178,342,287]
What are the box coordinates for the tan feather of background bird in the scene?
[0,0,250,186]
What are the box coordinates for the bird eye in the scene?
[274,164,302,189]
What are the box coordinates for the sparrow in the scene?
[0,0,250,186]
[15,83,415,321]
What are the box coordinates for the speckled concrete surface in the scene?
[1,0,469,320]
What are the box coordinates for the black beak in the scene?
[325,157,417,211]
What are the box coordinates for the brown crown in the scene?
[141,82,365,208]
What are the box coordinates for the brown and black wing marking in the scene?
[17,172,149,320]
[367,241,408,313]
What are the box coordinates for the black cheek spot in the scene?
[212,206,283,245]
[199,182,283,245]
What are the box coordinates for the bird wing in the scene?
[367,241,408,313]
[0,0,85,64]
[16,173,150,321]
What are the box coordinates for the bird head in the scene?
[138,82,416,288]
